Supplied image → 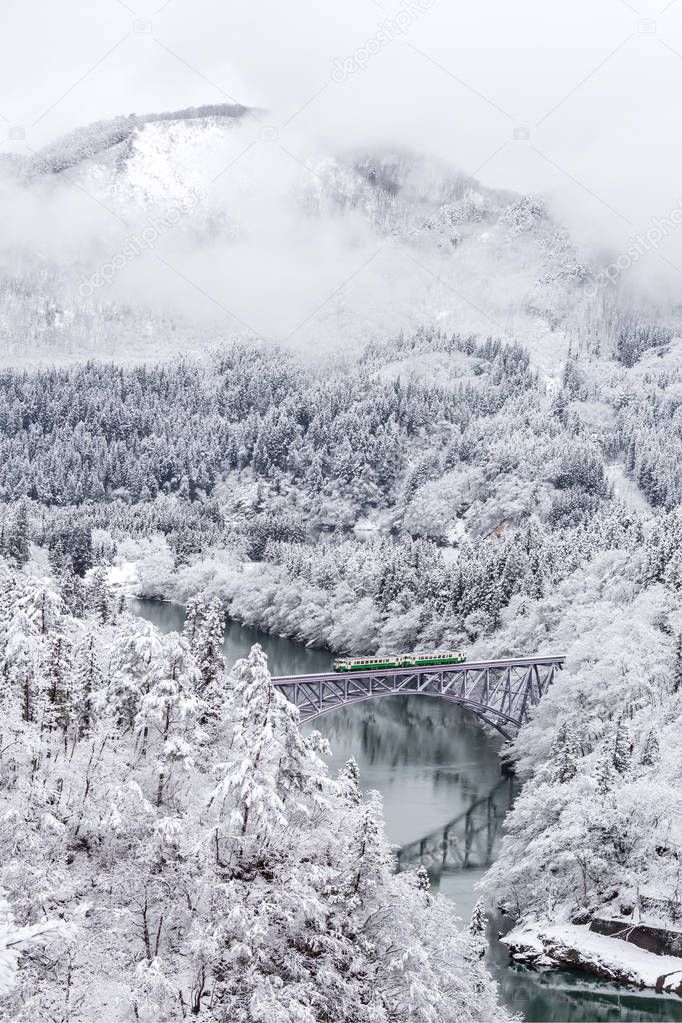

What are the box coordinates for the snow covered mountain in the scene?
[0,103,601,366]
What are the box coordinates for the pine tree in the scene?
[595,753,614,796]
[134,633,201,808]
[613,718,632,775]
[673,633,682,693]
[338,757,362,806]
[48,537,71,575]
[70,632,102,737]
[626,435,637,473]
[88,569,112,625]
[6,503,29,568]
[524,551,545,601]
[182,594,206,654]
[64,524,93,577]
[41,634,72,734]
[4,610,40,723]
[196,598,225,696]
[59,566,86,618]
[208,645,289,869]
[551,721,580,783]
[346,793,391,902]
[468,898,487,959]
[641,729,660,767]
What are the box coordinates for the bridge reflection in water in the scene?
[395,775,516,874]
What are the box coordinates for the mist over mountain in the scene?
[0,101,651,370]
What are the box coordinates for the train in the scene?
[332,651,467,672]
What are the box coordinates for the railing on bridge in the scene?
[271,654,565,739]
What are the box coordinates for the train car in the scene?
[332,651,467,672]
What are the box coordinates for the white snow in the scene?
[606,463,651,512]
[354,517,380,533]
[504,921,682,993]
[106,560,140,590]
[445,519,467,546]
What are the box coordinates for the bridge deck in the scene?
[271,654,565,684]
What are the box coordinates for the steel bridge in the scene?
[395,777,516,874]
[271,654,565,739]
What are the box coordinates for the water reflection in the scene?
[313,695,506,848]
[396,776,515,874]
[127,597,332,677]
[489,929,682,1023]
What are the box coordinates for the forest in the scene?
[3,321,682,1016]
[0,556,509,1020]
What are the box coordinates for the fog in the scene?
[2,0,682,350]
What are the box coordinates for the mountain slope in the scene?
[0,104,596,366]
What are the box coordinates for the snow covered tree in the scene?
[5,503,29,568]
[208,644,317,871]
[674,632,682,693]
[640,728,660,767]
[338,756,362,806]
[595,753,614,796]
[41,633,72,734]
[70,631,103,736]
[134,632,201,807]
[345,791,391,903]
[87,568,113,625]
[415,864,430,893]
[468,898,488,959]
[59,565,86,617]
[0,892,67,997]
[195,597,225,696]
[612,718,632,775]
[3,609,41,723]
[107,619,166,730]
[551,720,580,783]
[182,593,206,652]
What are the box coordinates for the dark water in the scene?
[128,597,331,677]
[130,598,682,1023]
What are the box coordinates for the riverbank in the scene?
[504,921,682,997]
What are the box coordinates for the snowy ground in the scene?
[606,463,651,512]
[504,921,682,995]
[105,560,141,591]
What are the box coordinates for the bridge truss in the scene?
[271,655,565,739]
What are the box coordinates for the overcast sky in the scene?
[3,0,682,260]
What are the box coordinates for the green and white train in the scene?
[332,651,467,673]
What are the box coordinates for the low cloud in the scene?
[2,0,682,344]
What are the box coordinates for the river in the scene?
[129,598,682,1023]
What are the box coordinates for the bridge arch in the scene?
[271,655,565,741]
